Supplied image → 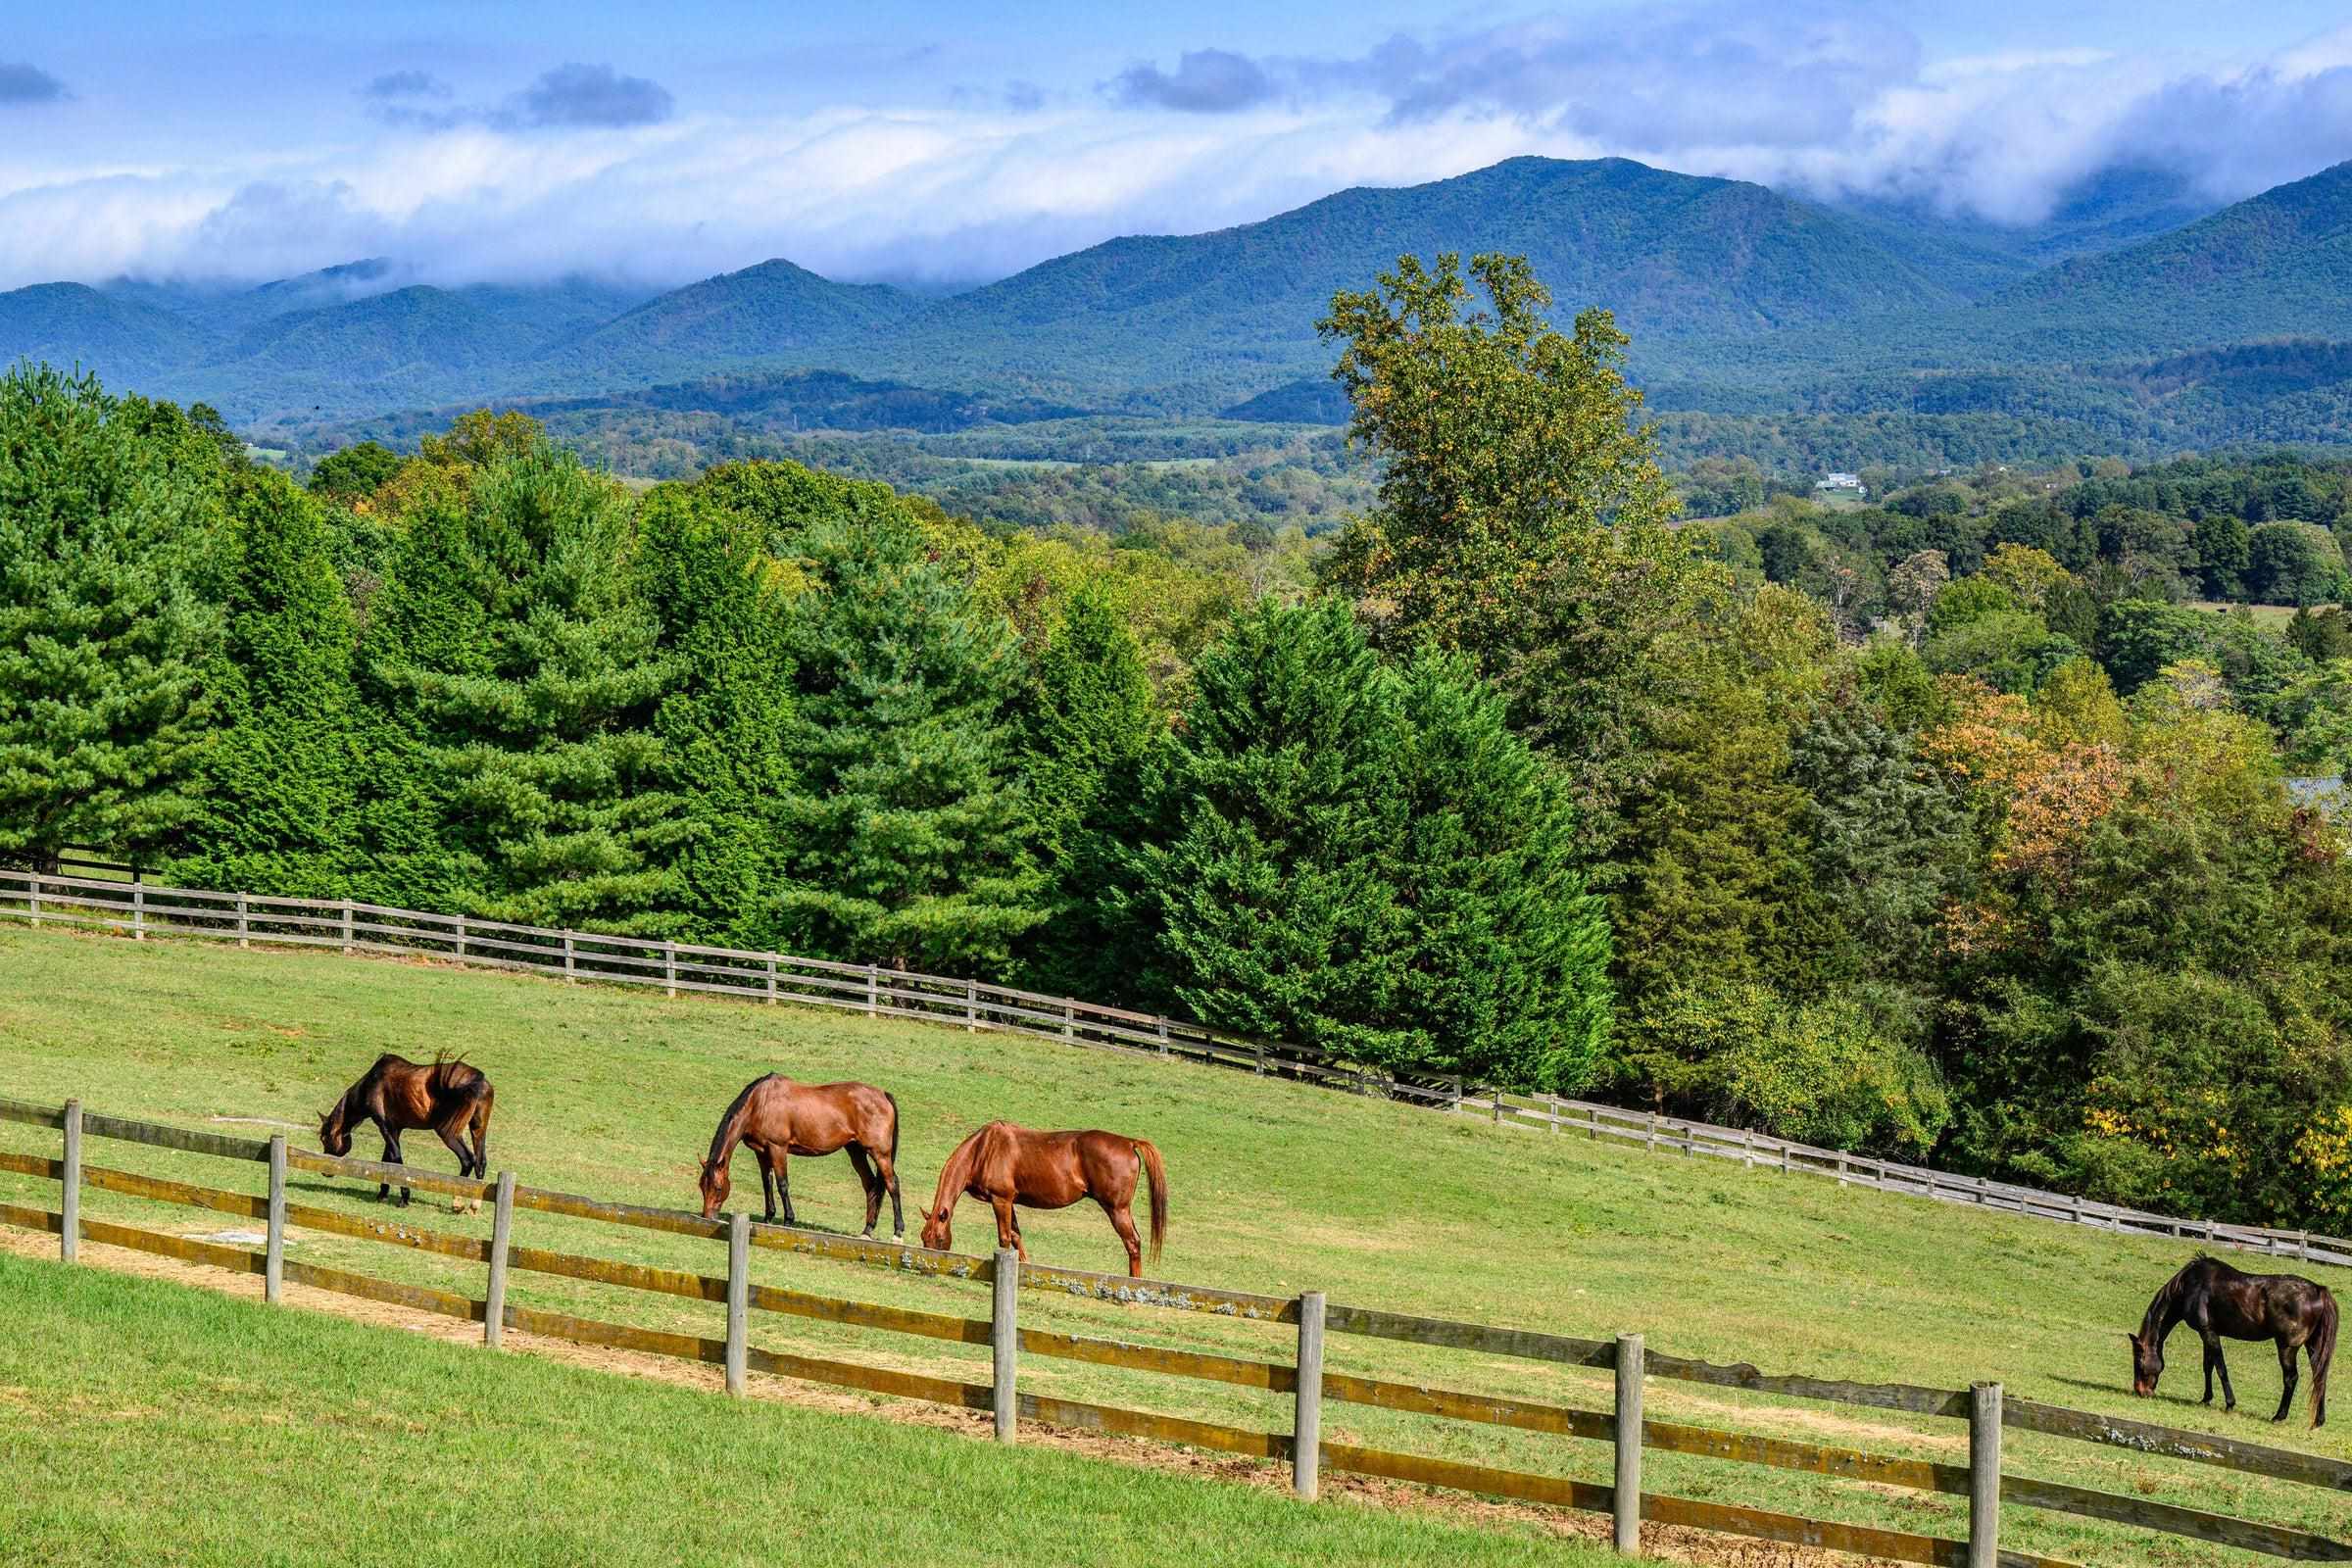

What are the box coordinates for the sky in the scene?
[5,1,2352,291]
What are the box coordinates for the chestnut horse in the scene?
[318,1054,495,1210]
[698,1074,904,1239]
[919,1121,1167,1277]
[2129,1254,2337,1427]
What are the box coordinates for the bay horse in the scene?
[318,1054,495,1211]
[919,1121,1166,1277]
[2129,1254,2337,1427]
[698,1074,904,1240]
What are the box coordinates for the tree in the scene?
[168,467,363,895]
[769,507,1045,972]
[1318,251,1671,662]
[0,369,222,868]
[2193,514,2253,601]
[309,440,402,504]
[634,483,798,947]
[366,449,685,929]
[2247,522,2348,607]
[1120,599,1408,1060]
[1017,583,1159,999]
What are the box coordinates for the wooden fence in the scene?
[2,863,2346,1273]
[4,1094,2348,1566]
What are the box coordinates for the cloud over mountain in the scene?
[0,62,66,105]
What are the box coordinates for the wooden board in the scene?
[80,1112,267,1163]
[2002,1473,2352,1560]
[1018,1259,1297,1322]
[280,1258,484,1321]
[289,1149,490,1202]
[82,1163,264,1220]
[2004,1398,2352,1492]
[1018,1392,1289,1458]
[1643,1348,1971,1418]
[511,1184,723,1241]
[748,1282,989,1346]
[1325,1303,1613,1366]
[505,1302,722,1363]
[0,1200,62,1233]
[744,1345,993,1409]
[508,1243,721,1300]
[286,1202,490,1262]
[79,1216,265,1275]
[0,1098,64,1130]
[0,1150,60,1180]
[1020,1329,1296,1391]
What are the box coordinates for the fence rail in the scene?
[5,1095,2350,1564]
[4,863,2348,1275]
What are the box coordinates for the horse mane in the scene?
[2142,1256,2217,1341]
[703,1075,774,1174]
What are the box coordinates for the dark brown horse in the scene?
[698,1075,904,1239]
[918,1121,1167,1277]
[2129,1254,2337,1427]
[318,1054,495,1211]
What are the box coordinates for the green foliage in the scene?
[167,467,362,894]
[0,368,222,865]
[766,501,1046,973]
[308,439,401,502]
[2246,520,2349,607]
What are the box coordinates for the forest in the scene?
[7,251,2352,1233]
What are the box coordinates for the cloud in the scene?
[1110,49,1277,113]
[511,63,673,129]
[0,62,66,105]
[363,70,452,101]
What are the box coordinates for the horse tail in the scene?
[885,1092,901,1162]
[1136,1139,1167,1265]
[704,1075,770,1174]
[2313,1292,2338,1425]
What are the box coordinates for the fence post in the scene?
[266,1135,286,1303]
[664,941,678,999]
[60,1100,81,1263]
[563,931,576,983]
[1294,1291,1325,1500]
[992,1249,1020,1443]
[1062,1000,1074,1040]
[484,1170,514,1347]
[1782,1143,1792,1175]
[865,963,878,1016]
[340,899,354,956]
[132,883,146,941]
[1645,1111,1657,1153]
[236,891,250,949]
[1836,1153,1849,1187]
[1969,1382,2001,1568]
[1614,1333,1643,1554]
[765,956,778,1004]
[28,872,39,928]
[455,913,466,961]
[966,980,978,1031]
[725,1212,750,1396]
[1450,1075,1462,1110]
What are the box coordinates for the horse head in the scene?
[697,1156,730,1219]
[2127,1331,2164,1396]
[918,1204,951,1253]
[318,1102,352,1157]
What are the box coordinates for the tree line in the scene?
[8,250,2352,1231]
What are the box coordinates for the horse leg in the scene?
[2201,1337,2218,1405]
[752,1147,779,1225]
[1101,1198,1144,1279]
[847,1147,884,1238]
[991,1196,1026,1260]
[371,1118,394,1202]
[875,1148,904,1242]
[2207,1333,2235,1412]
[2275,1341,2300,1424]
[775,1153,796,1227]
[385,1130,411,1208]
[432,1122,475,1214]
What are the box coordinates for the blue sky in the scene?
[6,2,2352,289]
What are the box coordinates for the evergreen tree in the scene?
[168,467,363,894]
[0,369,222,867]
[366,450,684,929]
[634,484,797,947]
[1384,650,1613,1091]
[1017,583,1158,998]
[1122,599,1407,1059]
[770,509,1044,971]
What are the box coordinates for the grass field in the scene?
[0,1250,1612,1568]
[2,921,2347,1566]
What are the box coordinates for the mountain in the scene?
[523,259,924,390]
[0,284,223,387]
[1832,166,2218,272]
[834,157,1984,410]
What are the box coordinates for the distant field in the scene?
[1,922,2346,1565]
[0,1250,1607,1568]
[2185,600,2324,625]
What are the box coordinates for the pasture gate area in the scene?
[4,865,2346,1273]
[3,1093,2347,1568]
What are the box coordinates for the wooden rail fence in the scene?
[4,1094,2349,1564]
[4,867,2345,1271]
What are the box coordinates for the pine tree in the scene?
[770,509,1045,971]
[366,450,684,929]
[635,483,797,946]
[1017,584,1158,997]
[1122,599,1408,1059]
[1385,650,1613,1091]
[0,369,222,867]
[168,466,363,894]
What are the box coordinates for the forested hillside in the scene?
[10,247,2352,1233]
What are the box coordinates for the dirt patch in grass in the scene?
[0,1226,1920,1567]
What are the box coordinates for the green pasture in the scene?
[1,922,2345,1566]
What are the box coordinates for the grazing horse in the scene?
[318,1054,495,1210]
[2129,1254,2337,1427]
[919,1121,1166,1278]
[698,1075,904,1240]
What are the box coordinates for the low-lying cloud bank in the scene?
[7,11,2352,291]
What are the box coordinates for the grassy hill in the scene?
[0,1251,1603,1568]
[0,922,2343,1565]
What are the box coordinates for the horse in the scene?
[697,1075,904,1240]
[318,1054,495,1211]
[2128,1254,2337,1427]
[918,1121,1166,1278]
